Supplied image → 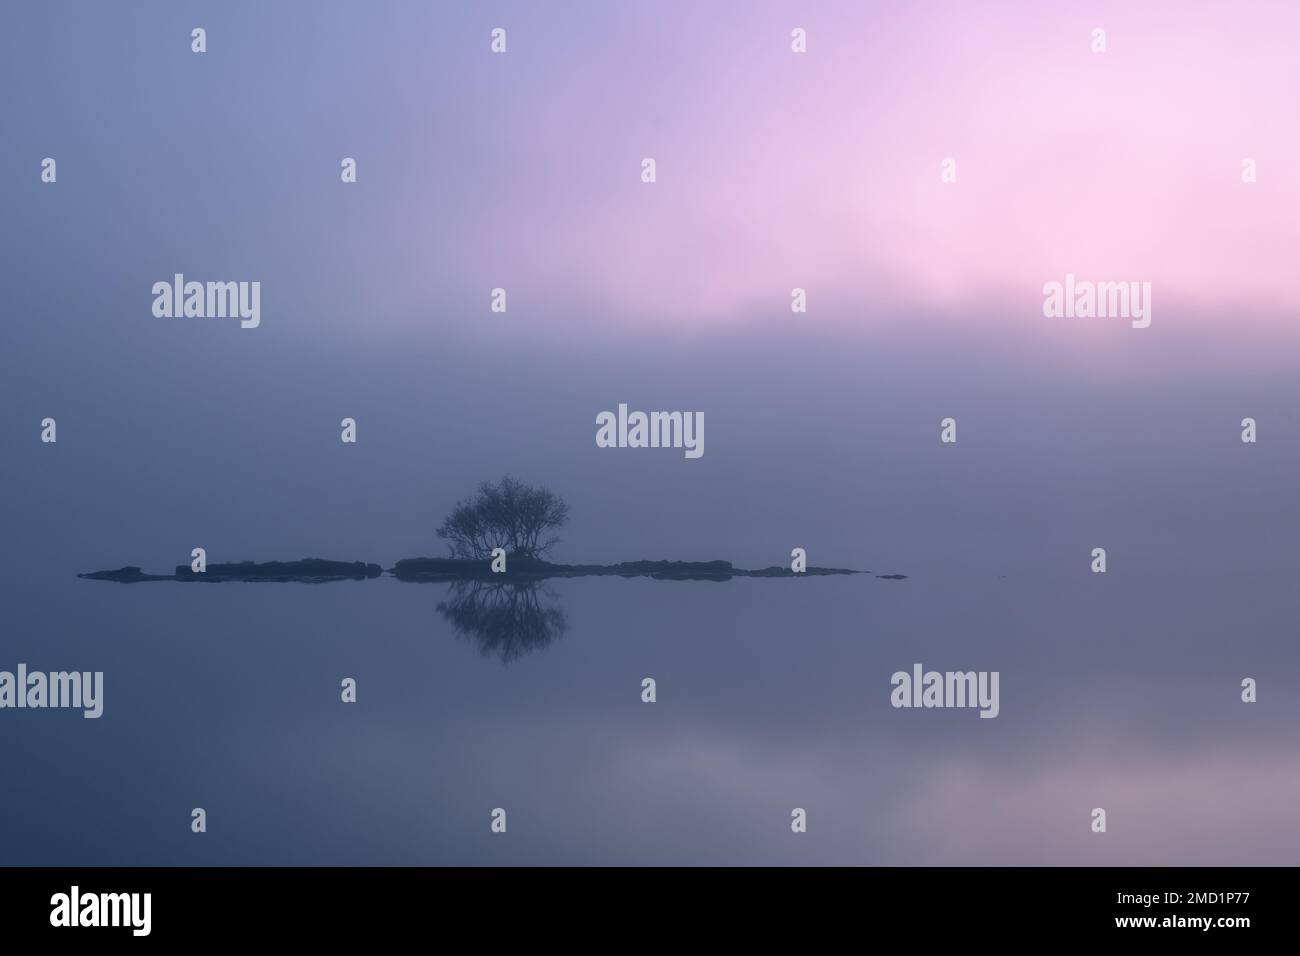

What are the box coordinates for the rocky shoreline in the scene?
[79,557,907,583]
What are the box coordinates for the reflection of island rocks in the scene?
[437,580,567,664]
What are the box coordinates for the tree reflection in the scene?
[436,580,568,664]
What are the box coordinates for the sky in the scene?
[2,0,1298,573]
[5,0,1300,338]
[1,0,1298,569]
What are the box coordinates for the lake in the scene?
[2,562,1294,865]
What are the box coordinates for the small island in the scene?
[79,557,904,584]
[390,557,878,581]
[78,478,907,584]
[80,559,384,584]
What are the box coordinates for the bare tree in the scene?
[436,476,569,560]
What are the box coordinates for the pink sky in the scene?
[384,1,1300,332]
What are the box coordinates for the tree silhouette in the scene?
[436,476,569,560]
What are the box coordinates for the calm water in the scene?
[3,564,1295,865]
